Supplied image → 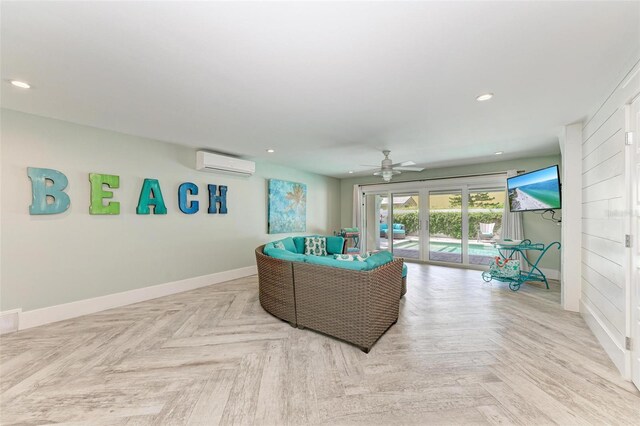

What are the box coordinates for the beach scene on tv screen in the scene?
[508,167,561,211]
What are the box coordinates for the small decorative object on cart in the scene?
[489,257,520,278]
[482,239,561,291]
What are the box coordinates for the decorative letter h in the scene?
[208,185,228,214]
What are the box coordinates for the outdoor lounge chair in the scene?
[380,223,406,239]
[477,222,496,241]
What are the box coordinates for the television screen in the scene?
[507,165,561,212]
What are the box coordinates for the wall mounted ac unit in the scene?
[196,151,255,176]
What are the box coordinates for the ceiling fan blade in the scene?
[391,160,416,167]
[394,166,424,172]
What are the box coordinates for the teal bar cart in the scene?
[481,239,561,291]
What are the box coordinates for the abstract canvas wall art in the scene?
[268,179,307,234]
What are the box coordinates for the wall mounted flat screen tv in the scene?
[507,165,561,212]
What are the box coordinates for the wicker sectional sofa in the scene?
[255,238,405,353]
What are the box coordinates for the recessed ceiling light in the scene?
[10,80,31,89]
[266,149,275,153]
[495,151,504,155]
[348,171,354,174]
[476,93,493,101]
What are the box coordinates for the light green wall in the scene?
[339,155,562,271]
[1,110,341,311]
[0,109,563,313]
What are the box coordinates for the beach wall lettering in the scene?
[27,167,228,216]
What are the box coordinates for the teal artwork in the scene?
[27,167,71,215]
[268,179,306,234]
[136,178,167,215]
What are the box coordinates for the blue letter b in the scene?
[27,167,71,215]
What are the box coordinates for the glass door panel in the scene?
[428,191,462,263]
[391,193,420,259]
[364,194,390,253]
[467,189,504,265]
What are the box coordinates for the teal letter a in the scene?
[137,178,167,214]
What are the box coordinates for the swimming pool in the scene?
[430,241,498,257]
[393,240,498,257]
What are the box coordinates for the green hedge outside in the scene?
[393,211,502,239]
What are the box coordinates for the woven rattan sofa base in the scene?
[255,245,403,352]
[255,246,297,326]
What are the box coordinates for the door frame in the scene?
[626,95,640,388]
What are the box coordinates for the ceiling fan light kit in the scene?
[369,150,424,182]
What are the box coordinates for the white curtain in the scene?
[502,170,528,270]
[352,185,362,229]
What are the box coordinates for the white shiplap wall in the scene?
[581,58,640,376]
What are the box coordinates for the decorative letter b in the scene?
[28,167,71,215]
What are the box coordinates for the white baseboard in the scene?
[15,265,257,331]
[580,299,629,378]
[0,309,21,335]
[539,268,560,281]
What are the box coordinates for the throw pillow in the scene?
[333,253,371,261]
[304,236,327,256]
[356,251,376,261]
[334,254,356,261]
[273,241,286,250]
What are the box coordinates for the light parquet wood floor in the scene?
[1,263,639,425]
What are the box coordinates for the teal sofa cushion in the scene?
[402,263,408,278]
[305,254,368,271]
[279,237,297,253]
[264,242,275,251]
[364,251,394,269]
[264,247,306,262]
[326,236,345,255]
[293,236,307,254]
[380,223,405,234]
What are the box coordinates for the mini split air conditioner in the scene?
[196,151,255,176]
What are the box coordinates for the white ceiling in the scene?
[2,1,639,178]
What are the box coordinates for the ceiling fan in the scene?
[364,150,424,182]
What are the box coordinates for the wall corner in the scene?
[559,123,583,312]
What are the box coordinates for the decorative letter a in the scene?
[137,179,167,214]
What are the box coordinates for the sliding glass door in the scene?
[428,191,462,263]
[360,177,505,268]
[467,189,504,265]
[391,193,420,259]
